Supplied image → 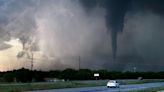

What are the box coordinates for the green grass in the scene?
[120,79,164,85]
[0,82,105,92]
[0,81,104,92]
[0,79,164,92]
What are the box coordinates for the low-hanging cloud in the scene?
[0,0,111,71]
[0,0,164,71]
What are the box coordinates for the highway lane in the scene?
[29,82,164,92]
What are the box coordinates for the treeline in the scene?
[0,68,164,82]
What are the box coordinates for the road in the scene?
[29,82,164,92]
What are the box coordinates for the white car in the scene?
[107,80,119,88]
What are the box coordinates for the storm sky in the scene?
[0,0,164,71]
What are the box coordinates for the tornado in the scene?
[80,0,130,61]
[105,0,130,60]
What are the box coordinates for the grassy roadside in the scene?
[120,79,164,85]
[0,79,164,92]
[0,82,105,92]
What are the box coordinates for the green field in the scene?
[0,82,103,92]
[120,79,164,85]
[0,79,164,92]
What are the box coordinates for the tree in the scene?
[3,73,15,82]
[75,69,93,80]
[15,68,33,82]
[59,68,77,80]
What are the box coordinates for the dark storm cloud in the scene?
[81,0,164,61]
[79,0,164,71]
[0,43,12,50]
[80,0,131,60]
[0,0,164,71]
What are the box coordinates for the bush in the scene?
[59,68,77,80]
[3,73,15,82]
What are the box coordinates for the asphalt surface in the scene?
[29,82,164,92]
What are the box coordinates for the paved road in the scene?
[29,82,164,92]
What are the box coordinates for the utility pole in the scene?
[31,52,33,70]
[78,56,80,70]
[133,67,136,72]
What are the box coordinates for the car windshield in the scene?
[109,80,116,83]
